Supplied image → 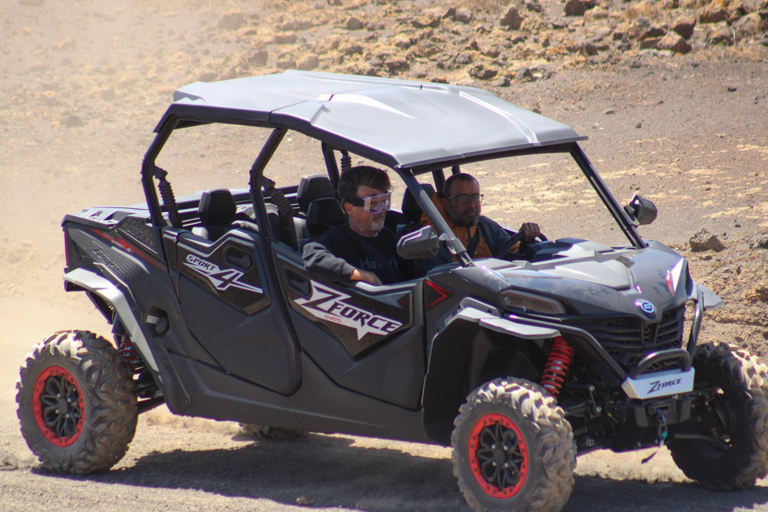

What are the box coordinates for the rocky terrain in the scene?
[1,0,767,510]
[194,0,768,85]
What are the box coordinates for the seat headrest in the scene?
[306,197,345,237]
[264,202,282,240]
[297,174,336,212]
[199,189,237,226]
[402,183,436,223]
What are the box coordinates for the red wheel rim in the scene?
[468,413,529,498]
[32,366,85,447]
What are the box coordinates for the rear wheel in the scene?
[668,342,768,489]
[452,378,575,512]
[17,330,138,474]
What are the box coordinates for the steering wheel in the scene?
[497,230,548,260]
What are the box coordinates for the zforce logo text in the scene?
[295,281,403,340]
[184,254,263,294]
[647,378,682,394]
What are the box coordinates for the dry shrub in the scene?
[626,0,662,21]
[458,0,509,14]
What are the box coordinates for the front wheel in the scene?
[16,330,138,474]
[452,378,575,512]
[667,342,768,489]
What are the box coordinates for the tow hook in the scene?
[641,409,669,464]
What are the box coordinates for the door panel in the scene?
[275,251,426,409]
[173,230,299,394]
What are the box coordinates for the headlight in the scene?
[501,289,566,315]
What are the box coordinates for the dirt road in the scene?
[1,299,768,512]
[2,0,768,510]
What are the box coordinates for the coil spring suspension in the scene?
[340,151,352,172]
[541,336,574,397]
[117,333,144,372]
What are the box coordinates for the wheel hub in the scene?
[32,366,85,447]
[468,413,529,499]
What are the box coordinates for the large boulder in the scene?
[708,22,735,44]
[657,33,693,52]
[671,16,697,39]
[700,1,729,23]
[564,0,587,16]
[346,16,365,30]
[639,25,668,40]
[500,6,524,29]
[453,8,474,24]
[733,13,765,38]
[468,64,498,80]
[689,229,726,252]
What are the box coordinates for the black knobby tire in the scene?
[239,423,306,440]
[452,378,576,512]
[667,342,768,489]
[16,330,138,474]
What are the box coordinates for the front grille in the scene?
[569,306,686,373]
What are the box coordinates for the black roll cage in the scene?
[140,113,647,260]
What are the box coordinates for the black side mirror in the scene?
[624,194,657,226]
[397,226,440,260]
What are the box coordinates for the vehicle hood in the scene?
[481,240,693,319]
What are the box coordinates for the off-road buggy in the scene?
[17,71,768,512]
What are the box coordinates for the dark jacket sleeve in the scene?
[478,217,526,259]
[302,239,356,282]
[479,217,520,256]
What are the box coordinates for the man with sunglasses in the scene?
[303,166,405,286]
[415,173,540,275]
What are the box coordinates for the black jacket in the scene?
[413,215,524,277]
[302,225,405,284]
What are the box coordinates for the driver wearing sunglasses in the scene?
[303,166,406,286]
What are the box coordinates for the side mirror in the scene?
[624,194,657,226]
[397,226,440,260]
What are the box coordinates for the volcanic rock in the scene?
[689,229,726,252]
[564,0,587,16]
[500,7,523,29]
[657,33,693,52]
[671,16,697,39]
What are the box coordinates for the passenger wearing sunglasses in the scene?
[303,166,405,286]
[415,173,540,275]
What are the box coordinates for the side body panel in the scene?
[274,243,426,410]
[171,229,300,394]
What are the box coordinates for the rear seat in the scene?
[295,174,339,246]
[397,183,435,236]
[191,189,237,241]
[305,197,344,239]
[297,174,336,212]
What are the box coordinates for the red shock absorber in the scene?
[116,333,144,372]
[541,336,575,397]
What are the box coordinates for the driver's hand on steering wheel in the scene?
[519,222,540,242]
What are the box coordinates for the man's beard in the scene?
[368,215,385,233]
[449,209,479,228]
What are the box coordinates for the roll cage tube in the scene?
[395,168,474,267]
[321,142,341,192]
[249,127,287,237]
[569,143,646,249]
[142,115,179,228]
